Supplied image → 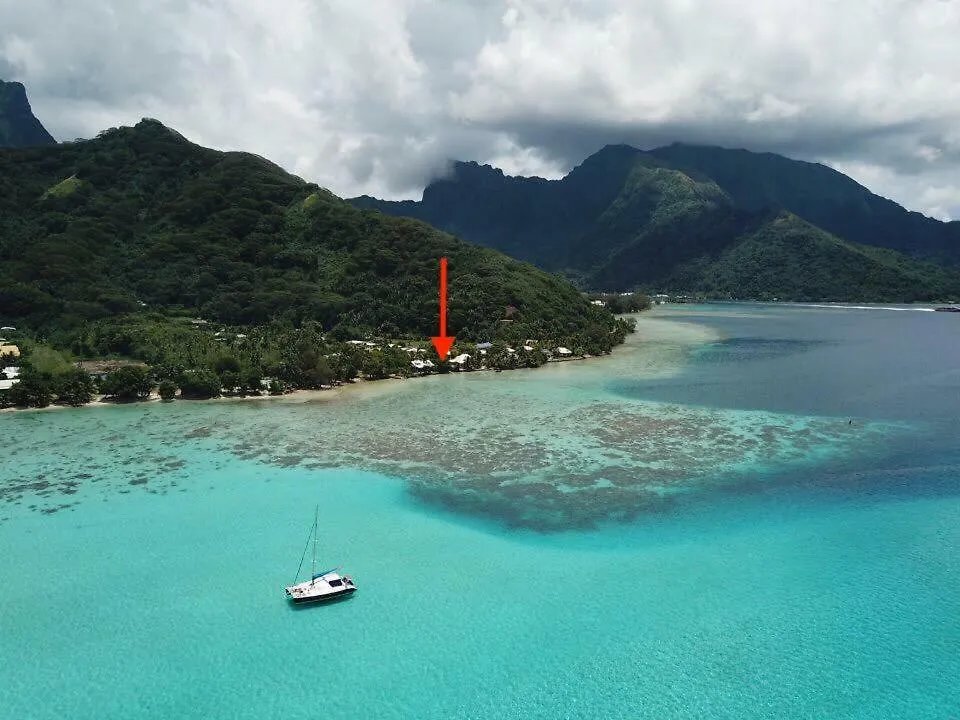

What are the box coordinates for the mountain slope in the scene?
[351,144,960,300]
[648,143,960,263]
[0,119,620,349]
[0,80,56,148]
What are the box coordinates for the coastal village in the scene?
[0,323,598,408]
[0,292,644,408]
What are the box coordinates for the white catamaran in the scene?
[284,506,357,605]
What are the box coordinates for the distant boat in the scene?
[284,506,357,605]
[934,306,960,312]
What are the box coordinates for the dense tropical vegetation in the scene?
[0,119,635,408]
[0,311,636,409]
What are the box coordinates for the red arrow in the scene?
[431,257,455,360]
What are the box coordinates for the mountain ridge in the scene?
[0,80,56,148]
[350,143,960,300]
[0,118,625,354]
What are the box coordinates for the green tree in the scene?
[219,370,241,394]
[53,367,96,406]
[101,366,153,400]
[24,344,72,375]
[178,368,221,398]
[238,368,263,396]
[8,370,53,407]
[157,379,178,400]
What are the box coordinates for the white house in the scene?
[449,353,471,366]
[0,368,19,391]
[556,347,573,356]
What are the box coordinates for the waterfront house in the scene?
[0,367,19,390]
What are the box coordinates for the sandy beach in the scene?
[0,311,722,414]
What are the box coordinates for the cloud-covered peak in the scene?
[2,0,959,218]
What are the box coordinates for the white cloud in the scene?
[1,0,959,218]
[917,185,960,221]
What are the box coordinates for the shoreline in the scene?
[0,376,408,414]
[0,311,717,415]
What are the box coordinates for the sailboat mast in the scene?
[310,504,318,584]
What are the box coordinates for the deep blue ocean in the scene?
[1,303,957,719]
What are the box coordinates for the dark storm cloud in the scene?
[2,0,959,218]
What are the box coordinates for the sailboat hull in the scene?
[288,586,357,605]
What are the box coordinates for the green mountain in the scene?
[647,143,960,264]
[351,144,960,301]
[0,119,621,350]
[0,80,56,148]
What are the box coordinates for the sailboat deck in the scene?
[285,571,355,600]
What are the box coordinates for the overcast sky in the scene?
[2,0,959,219]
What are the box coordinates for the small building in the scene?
[556,347,573,356]
[476,342,492,350]
[0,343,20,358]
[449,353,471,366]
[0,366,19,389]
[411,359,435,371]
[590,299,606,306]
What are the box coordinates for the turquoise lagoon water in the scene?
[1,304,958,718]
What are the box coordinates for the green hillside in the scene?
[0,119,622,350]
[648,143,960,263]
[351,144,960,301]
[662,212,960,302]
